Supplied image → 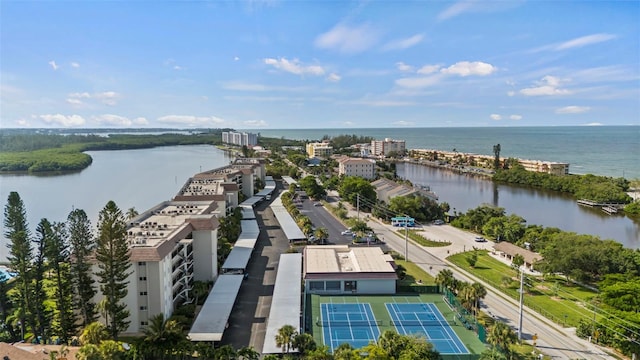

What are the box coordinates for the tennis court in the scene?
[387,302,468,354]
[320,303,381,352]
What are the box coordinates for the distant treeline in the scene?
[493,164,631,204]
[0,132,223,173]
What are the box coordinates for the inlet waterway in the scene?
[0,145,637,262]
[397,162,639,249]
[0,145,233,261]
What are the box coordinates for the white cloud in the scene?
[510,114,522,120]
[243,119,268,127]
[327,73,341,82]
[555,106,591,114]
[382,34,424,51]
[490,114,502,120]
[70,62,80,68]
[395,74,443,88]
[221,81,309,92]
[263,57,325,76]
[66,98,83,105]
[555,33,616,51]
[157,115,225,127]
[173,65,184,71]
[583,122,603,126]
[417,64,440,75]
[234,56,240,61]
[392,120,414,127]
[396,62,414,72]
[48,61,59,70]
[94,91,120,106]
[519,76,570,96]
[348,99,416,107]
[507,91,516,97]
[133,117,149,125]
[69,92,91,99]
[93,114,133,127]
[440,61,496,76]
[438,1,476,20]
[314,23,378,54]
[38,114,85,127]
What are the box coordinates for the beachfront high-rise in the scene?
[371,138,406,157]
[222,131,258,147]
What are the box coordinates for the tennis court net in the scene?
[317,319,383,327]
[391,319,446,327]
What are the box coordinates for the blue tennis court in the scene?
[320,303,381,352]
[386,302,468,354]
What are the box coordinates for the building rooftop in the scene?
[126,201,219,261]
[304,245,395,274]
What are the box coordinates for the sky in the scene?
[1,1,639,129]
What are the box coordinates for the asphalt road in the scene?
[358,213,614,359]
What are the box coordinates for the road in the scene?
[356,212,614,359]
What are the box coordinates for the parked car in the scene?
[433,219,445,225]
[341,230,353,236]
[474,236,486,242]
[314,202,322,206]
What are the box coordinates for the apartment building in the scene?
[371,138,406,157]
[338,157,376,179]
[306,142,333,158]
[222,131,258,147]
[92,160,266,335]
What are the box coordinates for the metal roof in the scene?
[270,195,306,241]
[262,253,302,354]
[188,274,243,341]
[221,220,259,271]
[241,196,263,207]
[281,176,297,185]
[240,205,255,220]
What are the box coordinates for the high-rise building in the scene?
[222,131,258,147]
[306,142,333,158]
[371,138,406,157]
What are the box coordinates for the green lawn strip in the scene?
[447,250,598,327]
[395,259,436,285]
[393,229,451,247]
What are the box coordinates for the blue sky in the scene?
[1,1,639,129]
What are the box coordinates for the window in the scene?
[309,281,324,291]
[141,321,148,326]
[140,306,147,311]
[139,276,147,281]
[326,281,340,291]
[138,262,146,266]
[140,291,147,296]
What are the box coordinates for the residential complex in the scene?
[337,157,376,179]
[372,178,438,203]
[410,149,570,175]
[92,158,267,334]
[306,142,333,158]
[222,131,258,147]
[371,138,406,157]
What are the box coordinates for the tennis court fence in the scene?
[317,319,453,327]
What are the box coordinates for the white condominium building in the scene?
[222,131,258,147]
[338,157,376,179]
[371,138,406,157]
[306,142,333,158]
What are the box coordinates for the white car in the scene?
[341,230,353,236]
[474,236,486,242]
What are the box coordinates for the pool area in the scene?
[0,266,16,280]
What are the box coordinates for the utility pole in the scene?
[518,269,524,341]
[405,225,409,261]
[357,193,360,220]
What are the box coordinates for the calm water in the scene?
[0,145,232,261]
[255,126,640,179]
[397,162,639,249]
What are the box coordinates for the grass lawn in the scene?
[395,259,436,285]
[448,250,599,327]
[394,230,451,247]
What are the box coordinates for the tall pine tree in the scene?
[95,201,131,339]
[4,191,33,341]
[46,222,77,342]
[33,219,53,343]
[67,208,98,327]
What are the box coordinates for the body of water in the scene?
[0,145,232,261]
[254,126,640,179]
[397,162,639,249]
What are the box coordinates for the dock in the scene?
[577,199,624,215]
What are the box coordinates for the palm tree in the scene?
[143,314,186,360]
[214,344,237,360]
[293,332,317,355]
[435,269,455,292]
[487,321,517,353]
[275,324,297,353]
[79,321,109,345]
[471,282,488,315]
[126,207,139,220]
[237,346,260,360]
[314,227,329,244]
